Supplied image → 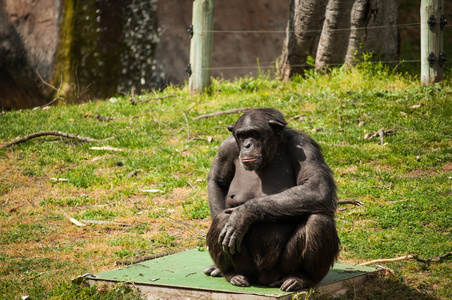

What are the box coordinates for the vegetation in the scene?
[0,62,451,299]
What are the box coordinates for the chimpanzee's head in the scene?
[227,108,287,171]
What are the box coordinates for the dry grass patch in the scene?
[402,169,437,178]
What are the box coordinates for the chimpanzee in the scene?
[204,108,340,292]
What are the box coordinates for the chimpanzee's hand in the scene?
[218,207,250,255]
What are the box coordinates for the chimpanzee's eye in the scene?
[236,129,260,141]
[248,130,260,139]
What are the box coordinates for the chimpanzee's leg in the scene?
[206,212,253,287]
[270,213,340,292]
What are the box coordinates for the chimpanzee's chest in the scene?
[226,158,296,208]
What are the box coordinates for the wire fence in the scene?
[204,22,422,34]
[194,22,450,71]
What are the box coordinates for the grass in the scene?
[1,62,451,299]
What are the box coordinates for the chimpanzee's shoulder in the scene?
[284,129,323,154]
[219,135,237,148]
[217,136,239,155]
[284,128,314,143]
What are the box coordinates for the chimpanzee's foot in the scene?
[269,277,306,292]
[229,274,250,287]
[203,265,222,277]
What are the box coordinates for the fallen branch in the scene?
[414,252,452,264]
[363,128,395,144]
[338,199,364,206]
[361,252,452,266]
[1,131,114,149]
[193,107,253,120]
[89,146,128,152]
[81,219,131,227]
[140,189,163,193]
[51,178,69,182]
[33,97,61,110]
[361,255,414,266]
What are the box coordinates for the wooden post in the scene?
[420,0,445,85]
[189,0,216,94]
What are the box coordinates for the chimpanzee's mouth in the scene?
[241,157,258,162]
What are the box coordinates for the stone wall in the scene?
[155,0,290,84]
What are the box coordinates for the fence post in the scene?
[420,0,445,85]
[188,0,216,94]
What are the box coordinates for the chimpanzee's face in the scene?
[228,112,285,171]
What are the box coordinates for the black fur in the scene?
[205,108,340,292]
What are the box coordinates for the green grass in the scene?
[1,62,451,299]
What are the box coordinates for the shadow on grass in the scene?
[319,274,440,300]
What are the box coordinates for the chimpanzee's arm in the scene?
[247,133,337,218]
[207,137,237,219]
[219,133,337,254]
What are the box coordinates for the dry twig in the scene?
[338,199,364,206]
[33,97,61,110]
[89,146,128,152]
[81,219,131,227]
[288,114,305,122]
[128,88,180,105]
[33,72,63,110]
[361,252,452,266]
[182,105,194,140]
[193,107,253,120]
[51,178,69,182]
[1,131,114,149]
[64,213,86,227]
[363,128,395,144]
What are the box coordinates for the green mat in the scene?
[87,249,379,298]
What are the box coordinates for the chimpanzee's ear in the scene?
[268,120,286,132]
[227,124,235,132]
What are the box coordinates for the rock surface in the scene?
[155,0,290,84]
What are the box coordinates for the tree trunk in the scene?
[279,0,399,78]
[315,0,356,70]
[279,0,328,80]
[344,0,370,65]
[344,0,399,66]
